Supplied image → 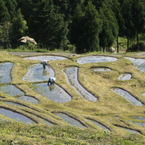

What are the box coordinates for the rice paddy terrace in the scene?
[0,51,145,143]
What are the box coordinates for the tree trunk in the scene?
[127,38,129,50]
[136,32,139,50]
[117,36,119,53]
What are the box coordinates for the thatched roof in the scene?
[19,36,37,45]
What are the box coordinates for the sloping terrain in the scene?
[0,51,145,144]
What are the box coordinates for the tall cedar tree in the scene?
[121,0,135,49]
[99,0,118,52]
[131,0,145,46]
[69,4,85,53]
[11,9,28,47]
[83,1,101,52]
[110,0,123,52]
[0,0,10,24]
[4,0,17,20]
[29,0,68,49]
[70,1,101,53]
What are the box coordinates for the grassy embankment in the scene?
[0,51,145,144]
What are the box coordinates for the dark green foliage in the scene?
[70,1,101,53]
[4,0,17,20]
[29,0,68,49]
[127,42,145,52]
[11,9,28,47]
[131,0,145,45]
[0,22,12,49]
[0,0,10,23]
[0,0,145,52]
[99,0,119,52]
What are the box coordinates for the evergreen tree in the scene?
[69,4,85,53]
[4,0,17,20]
[11,9,28,47]
[0,22,12,49]
[111,0,123,52]
[131,0,145,46]
[99,0,119,52]
[0,0,10,24]
[29,0,68,49]
[17,0,33,24]
[83,1,101,52]
[121,0,135,49]
[70,1,101,53]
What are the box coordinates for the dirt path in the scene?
[8,51,74,57]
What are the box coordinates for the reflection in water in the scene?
[48,85,55,91]
[23,64,54,82]
[42,69,48,76]
[33,83,71,103]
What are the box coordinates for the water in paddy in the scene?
[24,56,67,61]
[18,96,38,104]
[125,57,145,73]
[92,67,112,72]
[0,108,35,124]
[77,56,118,64]
[142,92,145,96]
[134,122,145,127]
[0,85,24,96]
[118,73,132,80]
[55,113,86,128]
[118,126,140,134]
[87,118,110,131]
[63,67,97,102]
[133,116,145,121]
[33,83,71,103]
[42,119,54,126]
[3,101,26,107]
[23,64,55,82]
[0,62,13,83]
[111,88,143,106]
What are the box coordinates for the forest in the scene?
[0,0,145,53]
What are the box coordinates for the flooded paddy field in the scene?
[0,52,145,140]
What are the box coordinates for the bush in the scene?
[126,42,145,52]
[65,44,76,53]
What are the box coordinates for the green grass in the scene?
[0,51,145,144]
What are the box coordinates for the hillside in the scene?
[0,51,145,144]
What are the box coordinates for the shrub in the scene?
[126,42,145,52]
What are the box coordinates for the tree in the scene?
[69,4,85,53]
[0,0,10,23]
[99,0,119,52]
[83,1,101,52]
[11,9,28,47]
[29,0,68,49]
[111,0,123,52]
[0,22,12,49]
[70,1,101,53]
[131,0,145,47]
[4,0,17,20]
[121,0,135,49]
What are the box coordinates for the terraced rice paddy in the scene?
[0,52,145,139]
